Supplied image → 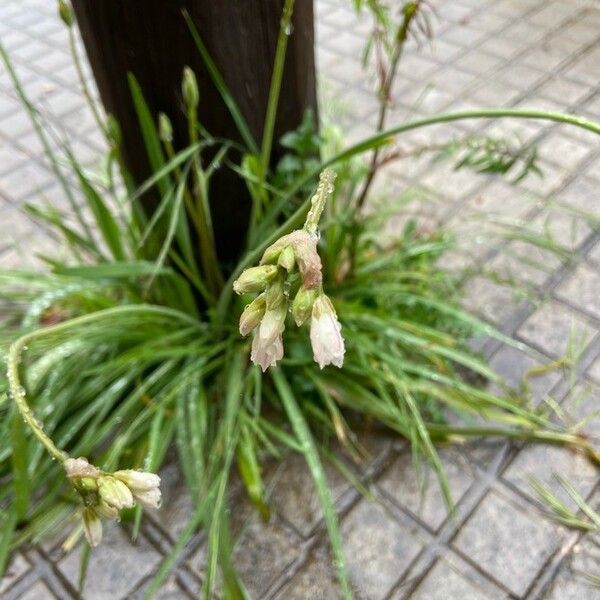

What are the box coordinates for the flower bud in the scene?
[292,285,318,326]
[239,294,266,337]
[58,0,73,27]
[158,112,173,143]
[113,469,162,509]
[233,265,278,294]
[98,476,135,511]
[82,507,102,547]
[182,66,199,109]
[277,246,296,272]
[310,295,345,369]
[113,469,161,492]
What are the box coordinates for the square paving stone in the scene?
[487,242,561,288]
[409,553,506,600]
[461,276,527,326]
[0,553,31,595]
[16,580,58,600]
[518,301,595,357]
[58,525,162,600]
[544,532,600,600]
[503,443,598,511]
[132,573,192,600]
[489,345,561,403]
[555,263,600,320]
[266,452,351,537]
[378,444,497,532]
[188,515,300,599]
[273,546,340,600]
[341,498,425,599]
[453,488,566,597]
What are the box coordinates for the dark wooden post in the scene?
[71,0,317,262]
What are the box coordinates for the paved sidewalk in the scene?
[1,0,600,598]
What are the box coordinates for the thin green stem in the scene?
[7,337,67,463]
[217,107,600,323]
[260,0,296,179]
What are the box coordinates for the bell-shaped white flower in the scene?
[250,304,286,372]
[310,295,345,369]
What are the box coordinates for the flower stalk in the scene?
[234,169,345,371]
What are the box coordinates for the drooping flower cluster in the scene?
[233,169,345,371]
[64,457,161,547]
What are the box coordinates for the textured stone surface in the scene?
[453,489,566,597]
[1,0,599,598]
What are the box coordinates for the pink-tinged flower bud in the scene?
[239,294,266,336]
[292,285,318,326]
[82,507,103,547]
[98,476,135,511]
[250,304,286,371]
[277,246,296,272]
[310,295,345,369]
[64,457,100,480]
[233,265,278,294]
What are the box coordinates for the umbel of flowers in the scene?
[233,169,345,371]
[64,457,161,546]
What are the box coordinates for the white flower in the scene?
[251,305,286,371]
[310,295,345,369]
[251,333,284,372]
[113,469,162,509]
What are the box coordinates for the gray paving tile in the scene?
[0,553,31,595]
[409,553,506,600]
[379,444,496,531]
[266,452,351,537]
[58,526,162,600]
[518,300,595,357]
[14,580,59,600]
[453,488,566,597]
[555,263,600,320]
[341,498,424,599]
[272,546,340,600]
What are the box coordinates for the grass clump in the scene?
[1,2,600,597]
